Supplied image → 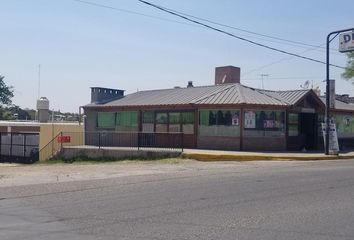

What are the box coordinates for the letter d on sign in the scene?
[339,31,354,53]
[343,34,351,43]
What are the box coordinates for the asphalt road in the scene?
[1,160,354,240]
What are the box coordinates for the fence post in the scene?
[0,133,1,158]
[60,132,63,151]
[24,134,27,157]
[181,133,184,152]
[137,132,140,150]
[10,132,13,157]
[98,132,101,149]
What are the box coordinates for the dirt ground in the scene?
[0,159,206,187]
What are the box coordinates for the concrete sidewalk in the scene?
[182,149,354,161]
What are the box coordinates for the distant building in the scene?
[335,94,354,104]
[24,109,36,120]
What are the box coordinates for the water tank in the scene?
[36,97,49,123]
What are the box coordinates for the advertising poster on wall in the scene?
[245,111,256,128]
[232,113,239,126]
[321,123,339,155]
[335,115,354,137]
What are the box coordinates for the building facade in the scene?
[83,66,354,151]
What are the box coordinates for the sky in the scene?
[1,0,353,113]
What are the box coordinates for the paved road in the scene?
[1,160,354,240]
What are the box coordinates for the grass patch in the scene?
[37,155,183,165]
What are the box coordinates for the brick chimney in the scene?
[215,66,240,85]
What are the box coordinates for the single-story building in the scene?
[82,66,354,151]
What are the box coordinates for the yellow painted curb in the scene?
[182,153,354,162]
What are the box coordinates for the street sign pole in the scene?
[325,28,354,155]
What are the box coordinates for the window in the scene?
[288,113,299,136]
[169,112,181,132]
[97,112,115,129]
[182,112,194,134]
[142,112,154,132]
[156,113,168,132]
[145,111,195,133]
[244,110,285,137]
[199,110,240,137]
[116,111,138,131]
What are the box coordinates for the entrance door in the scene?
[299,113,317,150]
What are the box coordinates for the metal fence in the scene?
[38,131,184,161]
[81,131,184,151]
[0,132,39,163]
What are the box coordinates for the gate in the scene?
[0,132,39,163]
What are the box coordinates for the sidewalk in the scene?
[182,149,354,161]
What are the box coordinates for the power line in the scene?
[73,0,341,56]
[242,43,329,76]
[74,0,340,54]
[158,4,340,53]
[242,76,324,81]
[73,0,345,69]
[72,0,196,27]
[137,0,345,69]
[168,9,342,56]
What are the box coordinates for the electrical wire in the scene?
[243,43,329,76]
[137,0,345,69]
[73,0,338,54]
[158,4,339,52]
[72,0,196,27]
[242,76,324,81]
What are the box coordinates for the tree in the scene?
[0,75,14,105]
[8,106,32,120]
[342,52,354,80]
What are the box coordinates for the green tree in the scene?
[8,105,32,120]
[0,75,15,120]
[342,52,354,80]
[0,75,14,105]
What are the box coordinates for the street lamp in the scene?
[325,28,354,155]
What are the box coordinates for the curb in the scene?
[182,153,354,162]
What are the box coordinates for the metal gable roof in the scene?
[87,84,233,107]
[84,84,316,108]
[277,90,310,105]
[319,97,354,112]
[258,89,310,105]
[194,84,288,105]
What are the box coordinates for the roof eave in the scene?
[292,89,325,109]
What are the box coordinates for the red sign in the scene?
[57,136,71,143]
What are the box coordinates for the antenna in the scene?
[38,64,41,99]
[300,80,310,89]
[259,74,269,89]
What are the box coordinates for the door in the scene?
[299,113,317,150]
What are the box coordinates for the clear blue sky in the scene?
[1,0,353,112]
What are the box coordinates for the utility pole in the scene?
[38,64,41,99]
